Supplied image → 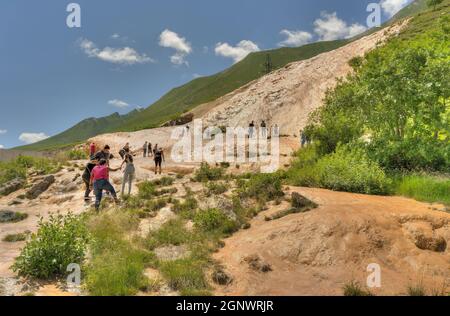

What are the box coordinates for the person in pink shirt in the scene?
[90,159,120,211]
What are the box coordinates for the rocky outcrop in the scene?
[163,113,194,127]
[26,175,55,200]
[0,178,25,196]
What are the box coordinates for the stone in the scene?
[0,210,28,223]
[26,175,55,199]
[0,178,25,196]
[291,192,318,209]
[415,235,447,253]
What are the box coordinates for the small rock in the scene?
[291,192,318,209]
[155,245,190,261]
[415,235,447,253]
[26,175,55,199]
[8,199,23,206]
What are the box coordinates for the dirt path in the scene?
[213,187,450,296]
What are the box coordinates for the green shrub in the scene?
[315,145,391,195]
[172,197,198,220]
[288,145,391,195]
[137,181,157,199]
[205,182,228,196]
[0,156,61,186]
[66,149,87,160]
[152,177,175,187]
[240,173,285,202]
[194,163,224,182]
[194,209,238,234]
[12,213,89,279]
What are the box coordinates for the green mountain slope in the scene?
[19,0,434,151]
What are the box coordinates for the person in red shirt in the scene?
[89,142,96,159]
[90,159,120,211]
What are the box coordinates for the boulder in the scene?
[0,178,25,196]
[291,192,318,209]
[26,175,55,200]
[0,210,28,223]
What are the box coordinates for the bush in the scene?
[12,213,89,279]
[315,145,391,195]
[194,209,238,234]
[205,182,228,196]
[152,177,175,187]
[66,149,87,160]
[240,173,285,202]
[288,145,391,195]
[194,163,224,182]
[137,181,157,199]
[172,197,198,220]
[0,156,61,186]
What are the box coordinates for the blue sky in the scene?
[0,0,412,148]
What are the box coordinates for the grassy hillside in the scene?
[19,0,433,151]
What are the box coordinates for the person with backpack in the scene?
[154,147,165,175]
[119,143,130,159]
[120,148,135,197]
[90,159,120,211]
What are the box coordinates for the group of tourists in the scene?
[83,141,165,211]
[248,121,279,139]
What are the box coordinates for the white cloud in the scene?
[314,12,367,41]
[0,145,4,149]
[108,99,130,109]
[159,29,192,66]
[79,38,154,65]
[215,40,260,63]
[380,0,411,17]
[111,33,120,39]
[19,133,49,144]
[0,129,7,134]
[278,30,313,47]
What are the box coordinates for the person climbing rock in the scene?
[82,159,97,203]
[154,147,165,175]
[120,148,135,197]
[90,159,120,211]
[93,145,114,163]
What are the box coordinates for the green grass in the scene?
[158,258,210,296]
[85,211,152,296]
[2,232,28,242]
[146,219,192,250]
[394,175,450,206]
